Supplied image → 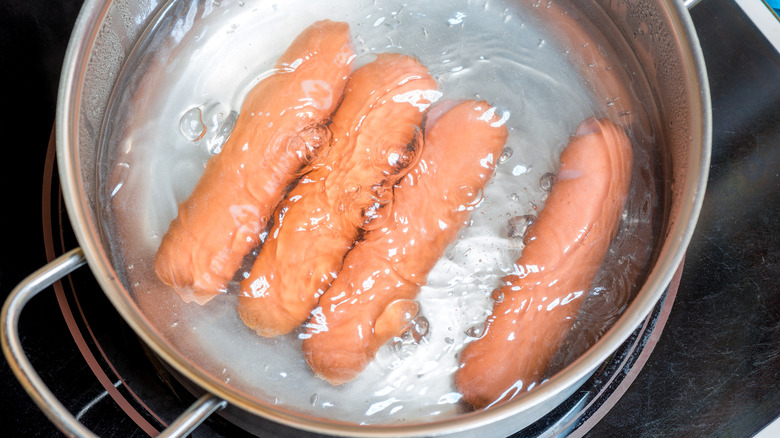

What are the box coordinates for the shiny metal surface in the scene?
[0,247,226,438]
[3,0,778,436]
[157,395,227,438]
[47,0,712,436]
[1,249,90,438]
[589,0,780,434]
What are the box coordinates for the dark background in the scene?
[1,0,778,436]
[1,1,89,436]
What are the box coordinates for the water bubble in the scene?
[310,393,319,406]
[640,194,652,220]
[392,337,416,359]
[347,183,363,196]
[375,344,403,370]
[179,107,206,142]
[406,315,430,343]
[492,290,505,303]
[207,110,238,155]
[465,324,484,338]
[539,172,557,192]
[606,96,621,107]
[371,125,422,176]
[498,147,513,164]
[455,185,483,209]
[507,215,536,239]
[390,313,429,360]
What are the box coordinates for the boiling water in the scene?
[101,0,657,425]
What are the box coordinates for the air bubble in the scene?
[181,101,239,154]
[391,314,429,360]
[540,172,556,192]
[392,337,416,359]
[407,315,430,342]
[507,215,536,239]
[465,324,484,338]
[606,96,620,107]
[498,147,513,164]
[207,110,238,155]
[640,194,652,220]
[179,107,206,142]
[293,123,333,170]
[455,185,483,209]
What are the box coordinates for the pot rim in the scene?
[55,0,711,436]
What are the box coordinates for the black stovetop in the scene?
[2,0,779,436]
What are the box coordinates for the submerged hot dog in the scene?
[301,100,508,385]
[154,21,355,305]
[237,54,439,337]
[455,117,633,409]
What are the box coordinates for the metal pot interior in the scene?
[56,0,710,436]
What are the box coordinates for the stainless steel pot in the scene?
[2,0,710,436]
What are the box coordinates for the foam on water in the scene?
[100,0,657,425]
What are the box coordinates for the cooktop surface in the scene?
[1,0,778,436]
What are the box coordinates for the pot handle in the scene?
[1,248,226,438]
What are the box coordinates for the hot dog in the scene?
[301,100,508,384]
[455,117,633,409]
[154,21,355,305]
[237,53,439,337]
